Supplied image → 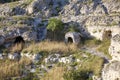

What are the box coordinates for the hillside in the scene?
[0,0,120,80]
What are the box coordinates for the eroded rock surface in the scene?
[109,34,120,61]
[102,61,120,80]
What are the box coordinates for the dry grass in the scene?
[0,58,32,80]
[11,42,24,53]
[41,67,65,80]
[22,41,78,54]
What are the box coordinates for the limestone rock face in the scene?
[0,1,26,16]
[102,34,120,80]
[102,61,120,80]
[1,26,37,42]
[26,0,67,17]
[60,0,120,40]
[26,0,39,14]
[0,16,47,43]
[109,34,120,61]
[87,26,120,40]
[103,0,120,13]
[22,31,37,41]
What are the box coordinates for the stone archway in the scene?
[102,30,112,40]
[65,32,81,44]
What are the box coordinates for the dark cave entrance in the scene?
[68,37,73,43]
[12,36,25,52]
[14,36,25,44]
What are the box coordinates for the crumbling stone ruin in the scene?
[65,32,81,44]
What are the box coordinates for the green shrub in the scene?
[47,18,64,40]
[47,18,64,31]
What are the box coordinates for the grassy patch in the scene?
[74,51,104,76]
[22,41,78,55]
[41,67,65,80]
[12,15,34,21]
[63,70,92,80]
[0,58,32,80]
[41,51,104,80]
[83,38,102,47]
[83,38,111,59]
[97,40,111,59]
[5,1,20,8]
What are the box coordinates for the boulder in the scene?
[8,53,21,61]
[45,54,60,64]
[102,61,120,80]
[22,31,37,41]
[59,55,75,64]
[109,34,120,61]
[32,53,42,63]
[21,53,42,62]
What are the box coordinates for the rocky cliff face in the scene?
[109,34,120,61]
[60,0,120,40]
[0,0,120,79]
[102,61,120,80]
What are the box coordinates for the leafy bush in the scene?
[47,18,64,31]
[47,18,64,40]
[0,58,31,80]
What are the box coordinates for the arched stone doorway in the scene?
[65,32,81,44]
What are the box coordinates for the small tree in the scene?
[47,18,64,40]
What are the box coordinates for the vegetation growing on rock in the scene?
[0,0,120,80]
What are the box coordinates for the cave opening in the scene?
[12,36,25,53]
[68,37,73,43]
